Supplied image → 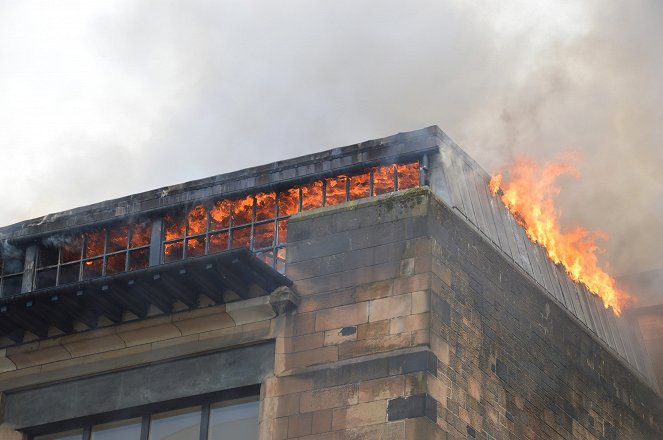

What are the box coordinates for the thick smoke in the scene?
[0,240,25,273]
[0,0,661,283]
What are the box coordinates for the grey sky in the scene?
[0,0,661,276]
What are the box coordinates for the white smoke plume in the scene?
[0,0,661,280]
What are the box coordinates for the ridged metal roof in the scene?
[430,129,658,390]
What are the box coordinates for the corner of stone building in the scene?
[0,393,24,440]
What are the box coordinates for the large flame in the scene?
[489,156,630,315]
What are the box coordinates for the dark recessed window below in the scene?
[32,398,259,440]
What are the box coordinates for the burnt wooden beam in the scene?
[152,273,199,309]
[1,304,50,339]
[127,279,173,314]
[102,283,148,319]
[214,261,250,298]
[182,265,226,304]
[75,289,123,323]
[0,316,24,344]
[26,299,74,334]
[233,253,283,293]
[50,294,99,330]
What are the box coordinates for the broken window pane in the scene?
[349,172,370,201]
[2,275,22,296]
[108,225,129,253]
[163,240,184,263]
[210,199,231,230]
[82,258,103,280]
[278,187,299,216]
[62,236,83,263]
[187,204,207,235]
[209,231,229,254]
[256,251,274,267]
[59,263,80,284]
[276,247,287,273]
[231,226,251,249]
[325,176,347,206]
[164,213,185,241]
[84,229,106,258]
[186,236,206,257]
[106,253,126,275]
[277,220,288,245]
[35,268,57,289]
[301,181,323,211]
[255,192,276,221]
[232,195,254,226]
[254,222,275,249]
[373,165,396,195]
[131,221,152,248]
[37,245,59,268]
[397,162,419,190]
[128,249,149,271]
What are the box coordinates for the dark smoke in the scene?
[0,240,24,273]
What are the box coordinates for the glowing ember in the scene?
[301,181,323,210]
[255,192,276,221]
[187,204,207,235]
[397,162,419,190]
[348,172,370,201]
[325,176,347,206]
[233,195,254,226]
[278,188,300,216]
[489,157,629,314]
[373,165,395,195]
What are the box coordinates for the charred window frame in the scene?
[160,160,420,273]
[162,192,286,272]
[0,245,26,297]
[34,221,152,290]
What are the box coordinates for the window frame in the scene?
[160,160,420,273]
[33,220,152,290]
[27,386,260,440]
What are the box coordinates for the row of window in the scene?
[0,161,420,296]
[160,162,418,269]
[33,400,258,440]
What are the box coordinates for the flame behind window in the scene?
[161,160,419,269]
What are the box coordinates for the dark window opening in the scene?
[0,244,25,297]
[30,398,259,440]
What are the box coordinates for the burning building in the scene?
[0,126,660,439]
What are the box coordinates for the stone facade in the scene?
[258,188,662,439]
[0,127,660,439]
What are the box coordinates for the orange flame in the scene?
[490,156,630,315]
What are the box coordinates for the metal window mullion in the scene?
[82,426,91,440]
[140,415,150,440]
[298,187,302,212]
[369,169,375,196]
[249,196,256,251]
[419,155,428,186]
[393,165,398,191]
[22,244,37,294]
[228,202,235,251]
[344,176,350,202]
[322,179,327,206]
[199,403,210,440]
[100,229,108,277]
[150,217,164,266]
[204,205,211,255]
[55,247,62,286]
